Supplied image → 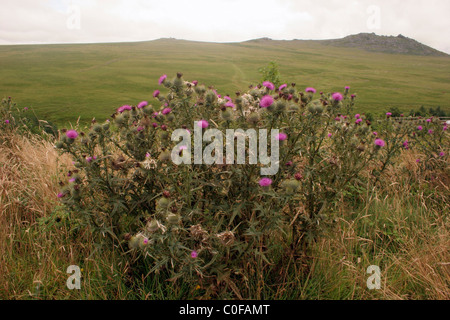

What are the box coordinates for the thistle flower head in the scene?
[118,105,132,113]
[197,120,209,129]
[279,84,287,91]
[305,87,316,93]
[259,177,273,187]
[263,81,275,90]
[225,101,235,108]
[332,92,343,101]
[375,139,385,147]
[66,130,78,139]
[191,251,198,258]
[162,107,172,115]
[138,101,148,109]
[277,132,287,141]
[158,74,167,85]
[260,95,274,108]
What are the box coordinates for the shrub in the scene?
[54,73,448,297]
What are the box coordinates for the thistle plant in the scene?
[54,73,449,297]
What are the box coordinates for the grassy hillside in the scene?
[0,38,449,127]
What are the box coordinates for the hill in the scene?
[318,33,449,57]
[0,34,449,127]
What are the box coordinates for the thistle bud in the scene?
[146,220,159,233]
[128,236,140,249]
[247,112,260,124]
[167,213,181,224]
[92,124,102,133]
[157,197,170,209]
[221,109,232,121]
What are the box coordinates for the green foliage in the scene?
[258,61,284,88]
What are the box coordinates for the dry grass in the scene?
[0,129,76,298]
[307,149,449,300]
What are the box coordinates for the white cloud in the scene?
[0,0,449,53]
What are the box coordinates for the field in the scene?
[0,38,449,302]
[1,38,450,127]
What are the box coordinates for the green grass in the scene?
[1,38,449,127]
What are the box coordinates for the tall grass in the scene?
[0,128,448,299]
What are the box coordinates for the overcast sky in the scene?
[0,0,449,54]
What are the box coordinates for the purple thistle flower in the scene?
[426,119,431,123]
[417,126,423,131]
[416,159,421,163]
[158,74,167,85]
[197,120,209,129]
[375,139,385,147]
[152,123,158,128]
[192,80,198,86]
[277,133,287,141]
[162,107,172,115]
[118,105,132,113]
[153,90,160,98]
[260,95,274,108]
[138,101,148,109]
[225,101,235,108]
[191,251,198,258]
[57,192,65,198]
[263,81,275,90]
[279,84,287,91]
[403,141,409,149]
[345,86,350,90]
[86,156,93,163]
[428,129,433,134]
[66,130,78,139]
[224,96,232,102]
[373,132,378,136]
[285,161,293,167]
[137,126,144,132]
[386,112,392,117]
[332,92,343,101]
[5,120,10,124]
[355,114,360,119]
[439,152,445,157]
[305,87,316,93]
[69,178,76,183]
[259,178,273,187]
[355,119,362,124]
[328,133,332,138]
